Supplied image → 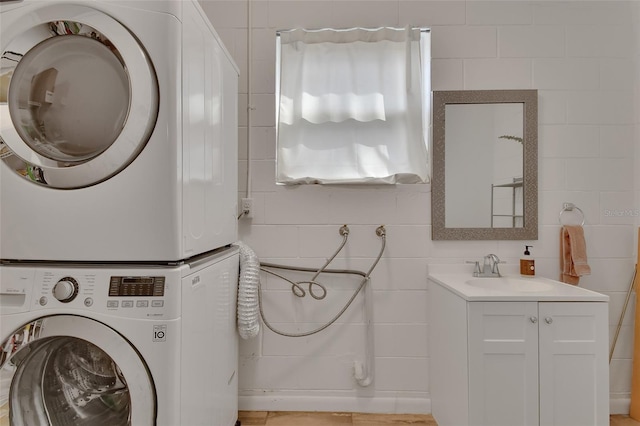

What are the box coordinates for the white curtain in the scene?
[276,27,431,184]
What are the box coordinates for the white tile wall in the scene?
[566,91,635,125]
[539,124,600,158]
[539,158,566,191]
[601,58,636,91]
[464,58,532,89]
[498,25,565,58]
[431,59,463,90]
[431,26,497,59]
[566,25,634,58]
[398,1,465,26]
[375,324,429,357]
[534,58,599,90]
[533,1,633,26]
[330,1,399,29]
[374,357,429,392]
[200,0,639,415]
[600,125,634,158]
[466,1,532,25]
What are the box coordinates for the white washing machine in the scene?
[0,0,238,262]
[0,246,240,426]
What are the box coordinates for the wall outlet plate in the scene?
[241,198,253,219]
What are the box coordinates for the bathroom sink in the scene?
[466,277,554,292]
[428,266,609,301]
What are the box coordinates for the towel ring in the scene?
[559,202,585,226]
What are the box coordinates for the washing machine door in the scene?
[0,3,158,189]
[0,315,155,425]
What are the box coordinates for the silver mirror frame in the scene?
[431,89,538,240]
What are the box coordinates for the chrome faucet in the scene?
[483,254,502,277]
[468,254,502,277]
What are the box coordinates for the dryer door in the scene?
[0,4,158,189]
[0,316,155,425]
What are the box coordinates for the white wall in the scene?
[200,0,639,414]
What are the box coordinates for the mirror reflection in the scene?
[445,103,524,228]
[431,89,538,240]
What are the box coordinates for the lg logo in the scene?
[153,324,167,342]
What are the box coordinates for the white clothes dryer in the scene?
[0,246,240,426]
[0,0,238,262]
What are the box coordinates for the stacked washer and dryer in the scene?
[0,1,241,425]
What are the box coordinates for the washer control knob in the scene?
[53,277,79,303]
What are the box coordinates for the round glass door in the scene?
[0,316,155,425]
[9,336,130,425]
[0,5,158,188]
[10,35,129,164]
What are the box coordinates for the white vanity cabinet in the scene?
[428,274,609,426]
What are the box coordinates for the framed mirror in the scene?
[431,89,538,240]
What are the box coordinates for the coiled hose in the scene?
[235,226,386,339]
[259,225,386,338]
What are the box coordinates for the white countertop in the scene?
[428,267,609,302]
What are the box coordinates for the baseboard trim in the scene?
[239,395,632,417]
[611,397,631,415]
[238,394,430,414]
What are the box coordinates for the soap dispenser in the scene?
[520,245,535,276]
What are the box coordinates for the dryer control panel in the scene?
[0,264,182,320]
[108,276,165,297]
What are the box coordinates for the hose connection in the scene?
[375,225,386,237]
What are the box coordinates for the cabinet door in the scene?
[468,302,539,426]
[538,302,609,426]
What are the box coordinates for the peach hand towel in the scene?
[560,225,591,285]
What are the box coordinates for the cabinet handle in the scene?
[545,317,553,324]
[530,316,538,323]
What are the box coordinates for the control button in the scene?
[107,300,119,308]
[53,277,79,303]
[151,300,164,308]
[136,300,149,308]
[39,296,48,306]
[84,298,93,307]
[122,301,134,308]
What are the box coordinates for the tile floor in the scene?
[238,411,640,426]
